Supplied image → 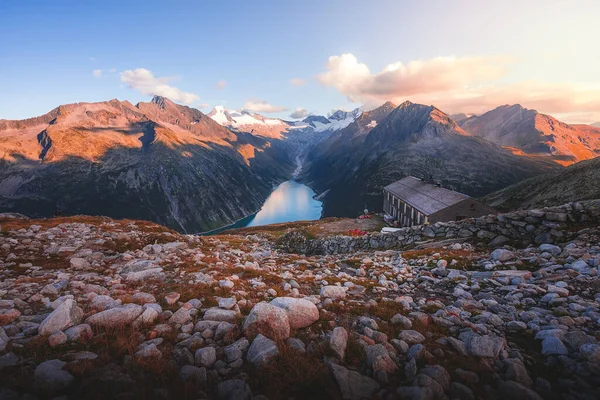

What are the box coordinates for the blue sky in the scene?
[2,0,600,122]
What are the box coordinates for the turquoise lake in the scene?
[205,180,323,234]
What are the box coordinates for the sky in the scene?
[1,0,600,123]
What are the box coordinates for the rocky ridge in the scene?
[0,204,599,399]
[458,104,600,166]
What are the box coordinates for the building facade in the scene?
[383,176,495,227]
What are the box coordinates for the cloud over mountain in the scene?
[243,98,287,113]
[120,68,200,105]
[289,108,308,119]
[318,53,600,123]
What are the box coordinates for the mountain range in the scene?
[301,101,562,217]
[1,97,599,231]
[0,96,297,232]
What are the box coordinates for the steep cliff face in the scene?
[303,101,559,218]
[0,97,295,232]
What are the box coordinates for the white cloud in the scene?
[243,98,288,113]
[318,53,507,103]
[290,78,306,87]
[317,53,600,123]
[216,80,227,90]
[92,69,102,78]
[289,108,309,119]
[120,68,200,105]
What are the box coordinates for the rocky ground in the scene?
[0,212,599,400]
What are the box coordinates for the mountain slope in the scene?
[482,156,600,211]
[207,106,289,139]
[0,97,295,232]
[303,101,560,217]
[459,104,600,165]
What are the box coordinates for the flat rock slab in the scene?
[86,304,143,328]
[39,299,83,336]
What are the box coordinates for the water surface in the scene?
[245,180,322,227]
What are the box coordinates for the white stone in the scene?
[39,299,83,336]
[243,302,290,340]
[86,304,143,328]
[320,285,347,299]
[269,297,319,329]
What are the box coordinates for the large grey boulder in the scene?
[243,302,290,340]
[217,379,252,400]
[398,330,425,345]
[203,307,240,323]
[461,332,505,358]
[541,337,568,356]
[86,304,143,328]
[320,286,347,299]
[39,299,83,336]
[420,365,451,392]
[329,362,380,400]
[269,297,319,329]
[194,346,217,367]
[33,359,75,396]
[246,334,279,367]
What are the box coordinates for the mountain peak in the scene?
[150,95,175,109]
[398,100,414,108]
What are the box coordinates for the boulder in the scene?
[39,299,83,336]
[64,324,93,342]
[86,304,143,328]
[33,359,75,397]
[330,326,348,361]
[541,337,568,356]
[243,302,290,340]
[420,365,451,392]
[217,379,252,400]
[461,333,505,358]
[320,286,347,299]
[169,306,193,325]
[0,308,21,326]
[194,346,216,367]
[125,268,164,282]
[203,307,240,323]
[269,297,319,329]
[398,330,426,345]
[70,257,90,270]
[246,334,279,367]
[491,249,515,262]
[329,362,380,400]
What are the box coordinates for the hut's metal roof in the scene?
[384,176,471,215]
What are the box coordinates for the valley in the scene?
[1,98,600,233]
